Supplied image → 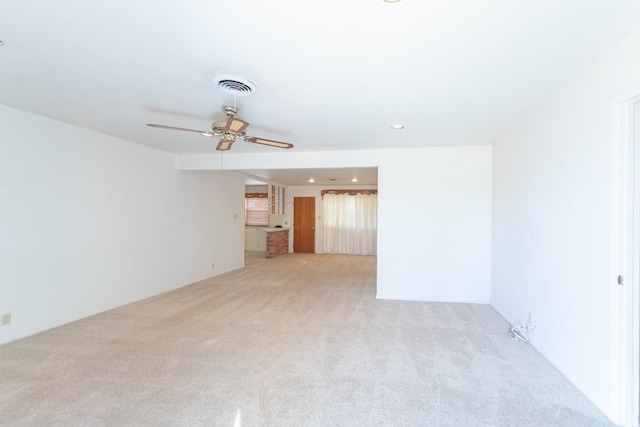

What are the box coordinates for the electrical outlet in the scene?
[1,313,11,326]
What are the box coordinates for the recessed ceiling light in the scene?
[391,124,405,130]
[383,0,401,3]
[352,178,358,183]
[308,178,315,183]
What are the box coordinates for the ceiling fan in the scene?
[146,105,294,151]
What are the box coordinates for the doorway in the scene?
[293,197,315,253]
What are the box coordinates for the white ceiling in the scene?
[1,1,639,185]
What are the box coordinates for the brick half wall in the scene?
[266,229,290,258]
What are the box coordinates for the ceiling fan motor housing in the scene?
[222,105,238,117]
[212,121,227,133]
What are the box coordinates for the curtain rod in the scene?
[245,192,268,198]
[321,189,378,198]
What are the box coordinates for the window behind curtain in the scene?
[323,193,377,255]
[245,197,269,226]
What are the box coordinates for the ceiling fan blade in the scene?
[225,117,250,134]
[146,123,215,137]
[244,136,294,149]
[216,138,234,151]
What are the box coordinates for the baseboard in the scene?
[376,293,490,305]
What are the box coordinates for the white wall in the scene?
[245,184,268,193]
[179,145,493,304]
[0,105,246,344]
[491,27,640,422]
[376,146,492,303]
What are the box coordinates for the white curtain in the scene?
[323,193,377,255]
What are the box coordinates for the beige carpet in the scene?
[0,254,615,426]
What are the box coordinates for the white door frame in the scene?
[610,84,640,426]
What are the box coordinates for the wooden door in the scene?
[293,197,315,253]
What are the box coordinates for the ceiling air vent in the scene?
[211,75,257,97]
